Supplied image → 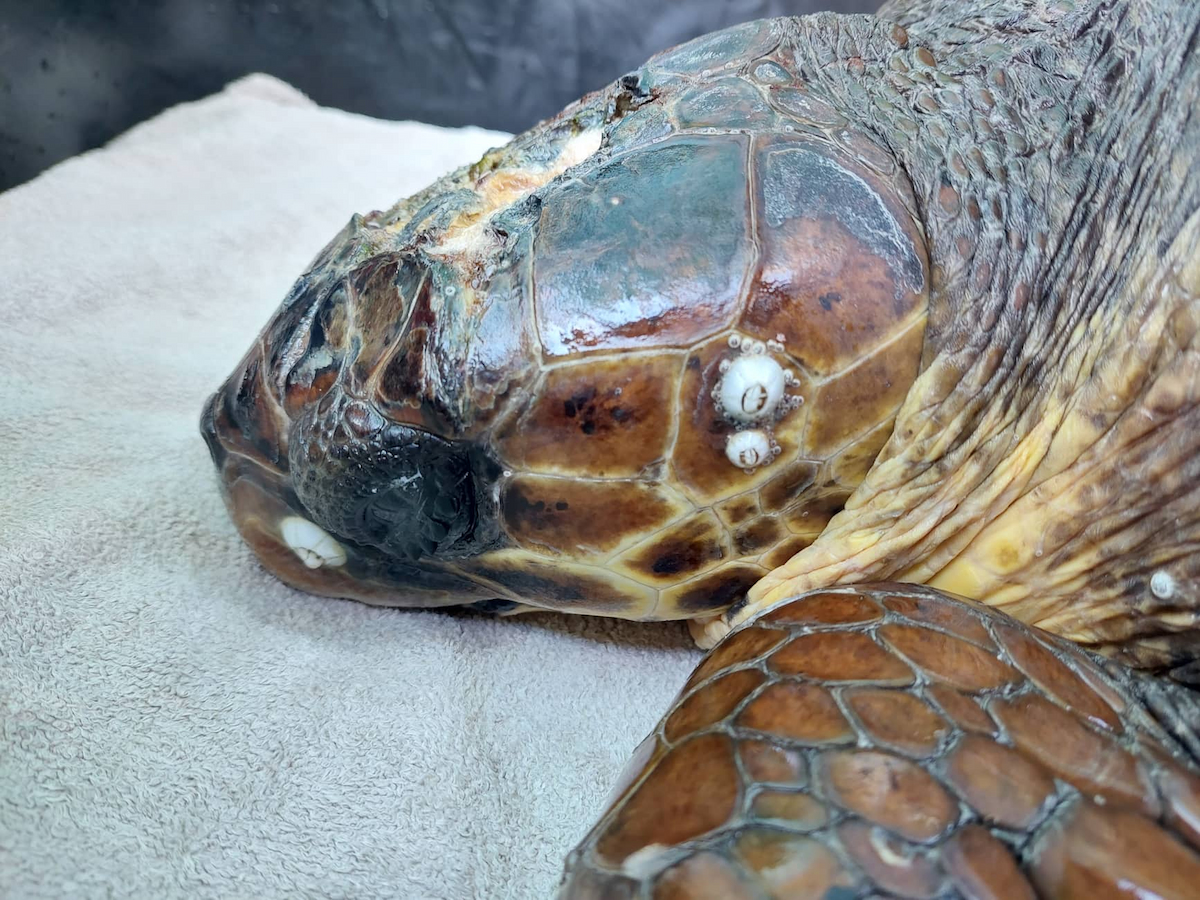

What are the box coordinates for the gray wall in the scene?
[0,0,877,192]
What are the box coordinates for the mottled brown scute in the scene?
[657,563,767,616]
[612,509,730,585]
[804,315,926,456]
[349,254,419,389]
[756,458,821,515]
[493,354,681,477]
[740,137,928,377]
[593,733,740,866]
[668,336,809,506]
[561,585,1200,896]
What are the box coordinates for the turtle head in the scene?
[203,20,933,618]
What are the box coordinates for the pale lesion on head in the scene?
[423,127,604,259]
[377,87,607,251]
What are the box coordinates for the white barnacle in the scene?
[726,430,772,470]
[1150,570,1176,600]
[719,355,786,421]
[279,516,347,569]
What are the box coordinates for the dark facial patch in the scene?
[615,510,730,584]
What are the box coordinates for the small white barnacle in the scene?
[719,355,786,421]
[727,334,743,349]
[279,516,347,569]
[1150,570,1176,600]
[726,430,772,470]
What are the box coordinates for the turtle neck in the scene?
[746,1,1200,668]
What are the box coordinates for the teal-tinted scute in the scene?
[532,135,754,357]
[648,19,781,78]
[675,78,779,130]
[759,143,925,292]
[606,100,674,153]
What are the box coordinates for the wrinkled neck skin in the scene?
[747,0,1200,676]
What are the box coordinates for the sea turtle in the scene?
[200,0,1200,893]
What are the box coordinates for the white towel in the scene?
[0,74,699,899]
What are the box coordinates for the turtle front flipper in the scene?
[740,1,1200,677]
[560,584,1200,898]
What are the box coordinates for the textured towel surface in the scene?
[0,75,698,899]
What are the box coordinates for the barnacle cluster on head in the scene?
[711,332,805,473]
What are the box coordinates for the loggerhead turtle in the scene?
[201,0,1200,893]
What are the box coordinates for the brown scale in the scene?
[560,584,1200,898]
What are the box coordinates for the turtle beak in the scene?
[200,354,502,607]
[199,229,509,608]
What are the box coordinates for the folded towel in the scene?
[0,74,699,899]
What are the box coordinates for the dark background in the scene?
[0,0,877,192]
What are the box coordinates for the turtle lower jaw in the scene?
[206,454,510,610]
